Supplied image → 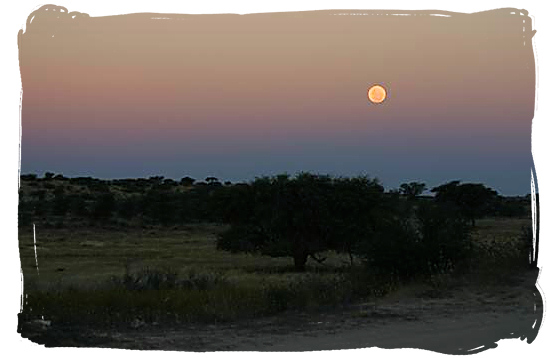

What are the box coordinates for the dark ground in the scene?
[19,269,542,353]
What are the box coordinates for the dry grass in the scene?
[18,217,533,325]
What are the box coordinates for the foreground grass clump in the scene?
[22,268,366,325]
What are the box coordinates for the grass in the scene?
[18,217,533,326]
[471,217,531,244]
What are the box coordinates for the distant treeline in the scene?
[19,172,534,273]
[18,172,531,230]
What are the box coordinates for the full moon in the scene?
[368,85,387,104]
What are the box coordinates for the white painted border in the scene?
[2,1,547,358]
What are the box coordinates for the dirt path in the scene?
[87,306,535,352]
[21,273,543,353]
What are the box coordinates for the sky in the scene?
[18,8,536,195]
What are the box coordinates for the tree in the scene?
[217,173,331,271]
[205,177,221,186]
[141,184,179,225]
[148,176,164,185]
[180,176,196,186]
[431,181,498,226]
[163,178,176,186]
[329,176,385,264]
[44,172,55,180]
[21,174,37,181]
[363,201,471,279]
[216,173,385,271]
[399,182,426,200]
[493,196,528,218]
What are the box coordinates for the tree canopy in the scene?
[399,182,427,200]
[431,181,499,226]
[216,173,385,271]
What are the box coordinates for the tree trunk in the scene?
[349,251,354,267]
[293,250,309,272]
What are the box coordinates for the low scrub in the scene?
[21,268,374,326]
[364,202,472,280]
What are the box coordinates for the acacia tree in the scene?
[180,176,196,186]
[431,181,498,226]
[329,176,385,264]
[216,173,385,271]
[216,173,329,271]
[399,182,426,200]
[205,177,220,185]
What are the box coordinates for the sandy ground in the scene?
[20,271,543,353]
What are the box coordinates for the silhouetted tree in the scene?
[141,184,178,225]
[148,176,164,186]
[399,182,426,200]
[205,177,221,186]
[217,173,385,271]
[21,174,37,181]
[364,201,471,279]
[163,178,176,186]
[431,181,498,226]
[180,176,196,186]
[493,196,529,218]
[330,176,385,264]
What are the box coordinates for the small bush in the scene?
[119,267,178,291]
[178,270,228,290]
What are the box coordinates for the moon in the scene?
[368,85,387,104]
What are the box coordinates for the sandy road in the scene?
[76,287,541,353]
[261,310,537,353]
[21,272,543,353]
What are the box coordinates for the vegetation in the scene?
[216,173,386,271]
[431,181,499,227]
[399,181,427,200]
[17,172,536,328]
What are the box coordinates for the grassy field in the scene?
[18,217,533,326]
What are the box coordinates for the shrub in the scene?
[118,267,178,291]
[362,202,471,280]
[178,270,228,290]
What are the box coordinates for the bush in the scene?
[118,267,178,291]
[363,202,471,280]
[178,270,228,290]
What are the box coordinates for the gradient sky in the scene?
[19,8,536,195]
